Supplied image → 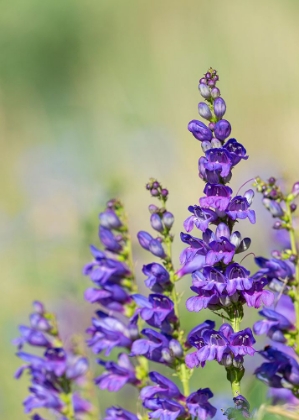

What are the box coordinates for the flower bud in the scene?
[151,189,159,197]
[33,301,45,314]
[162,348,174,363]
[208,79,215,87]
[188,120,213,142]
[99,210,122,229]
[292,182,299,197]
[137,231,153,250]
[198,83,211,99]
[169,339,183,358]
[198,102,212,120]
[214,119,231,141]
[290,203,297,212]
[230,231,241,248]
[244,189,254,205]
[163,212,174,229]
[210,138,222,148]
[150,214,163,232]
[148,204,159,214]
[211,87,220,98]
[161,188,169,197]
[273,221,282,230]
[262,198,284,217]
[233,355,244,369]
[213,97,226,119]
[216,222,230,239]
[148,239,166,258]
[220,353,233,367]
[201,141,212,152]
[199,77,207,85]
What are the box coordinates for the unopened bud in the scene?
[198,83,211,99]
[163,212,174,229]
[211,138,222,148]
[162,348,174,363]
[169,339,183,358]
[262,198,284,217]
[198,102,212,120]
[211,87,220,98]
[201,141,212,152]
[213,97,226,119]
[150,213,163,232]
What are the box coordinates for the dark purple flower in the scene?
[223,139,248,165]
[186,388,217,420]
[188,120,213,142]
[184,206,218,233]
[204,148,232,177]
[226,192,256,224]
[86,311,132,355]
[140,371,182,401]
[99,210,122,230]
[176,248,206,278]
[142,263,171,292]
[254,257,295,282]
[206,237,235,265]
[95,353,137,392]
[225,263,253,295]
[132,294,176,332]
[130,328,172,364]
[198,156,222,184]
[186,288,219,312]
[242,278,274,308]
[200,184,232,212]
[186,329,229,368]
[214,119,231,141]
[104,406,138,420]
[191,267,227,295]
[228,328,256,357]
[143,398,185,420]
[99,227,122,253]
[186,320,215,346]
[253,308,295,343]
[84,283,131,312]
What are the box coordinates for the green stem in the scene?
[231,315,240,333]
[286,201,299,355]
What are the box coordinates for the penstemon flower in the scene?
[13,68,299,420]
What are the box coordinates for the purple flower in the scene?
[13,326,53,350]
[140,371,182,401]
[130,328,172,364]
[138,231,154,250]
[242,278,274,308]
[200,184,232,212]
[204,148,233,177]
[86,311,132,355]
[142,263,171,292]
[132,294,176,332]
[198,102,213,120]
[226,192,256,224]
[143,398,185,420]
[253,308,295,343]
[228,328,256,357]
[83,245,130,286]
[186,388,217,420]
[214,119,231,141]
[188,120,213,141]
[84,283,131,312]
[150,213,164,232]
[206,237,235,265]
[186,320,215,346]
[184,206,218,233]
[104,406,138,420]
[99,227,123,253]
[254,257,295,282]
[223,139,248,165]
[186,328,229,368]
[95,353,137,392]
[262,198,284,218]
[225,264,253,295]
[99,209,122,230]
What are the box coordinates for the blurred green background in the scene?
[2,0,299,418]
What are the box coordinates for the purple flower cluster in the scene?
[253,177,299,404]
[13,302,93,419]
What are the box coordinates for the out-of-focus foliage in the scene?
[1,1,299,418]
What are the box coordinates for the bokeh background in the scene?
[2,0,299,418]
